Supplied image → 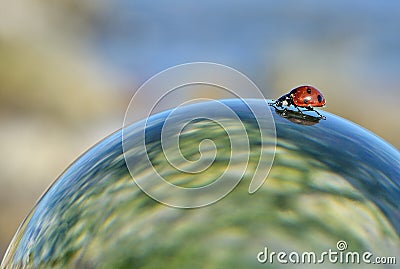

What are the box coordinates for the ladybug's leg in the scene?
[280,107,288,116]
[309,108,326,120]
[295,106,306,118]
[305,107,326,120]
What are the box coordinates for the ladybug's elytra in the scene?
[270,85,326,119]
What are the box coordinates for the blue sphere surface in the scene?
[2,99,399,269]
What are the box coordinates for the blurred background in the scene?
[1,0,399,261]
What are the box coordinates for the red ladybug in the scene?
[270,85,326,119]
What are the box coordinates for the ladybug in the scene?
[270,85,326,119]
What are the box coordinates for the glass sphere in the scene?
[2,99,399,269]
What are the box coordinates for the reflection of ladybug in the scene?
[270,85,326,119]
[274,107,321,126]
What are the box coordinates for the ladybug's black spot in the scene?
[317,95,322,103]
[307,88,312,94]
[304,99,308,104]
